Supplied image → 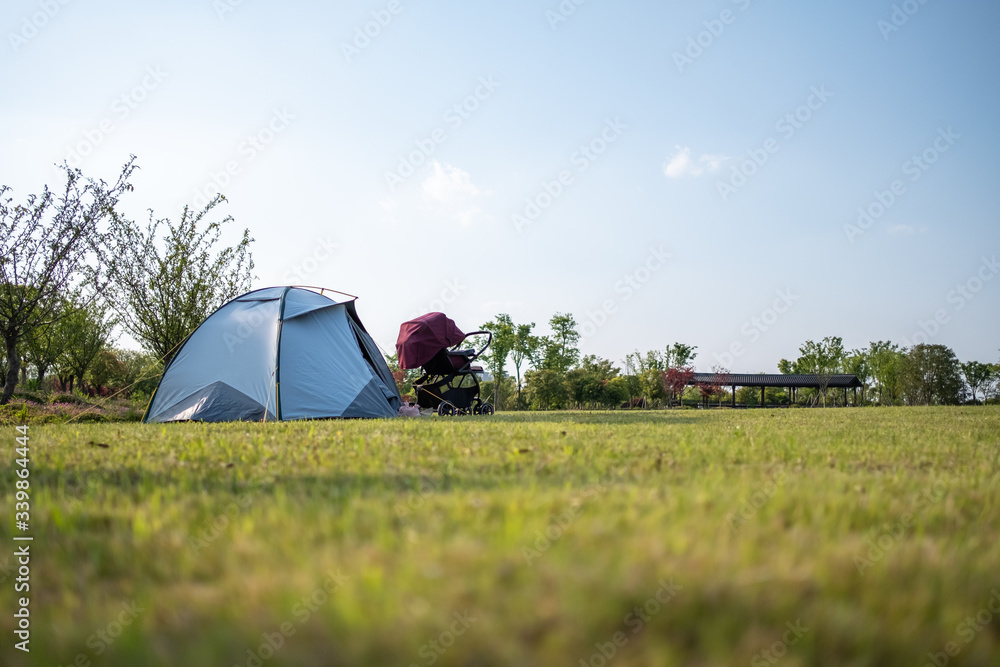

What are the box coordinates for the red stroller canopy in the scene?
[395,312,466,370]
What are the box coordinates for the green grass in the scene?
[2,408,999,666]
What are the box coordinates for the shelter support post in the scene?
[732,384,736,408]
[761,385,765,408]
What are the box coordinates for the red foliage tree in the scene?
[661,366,694,406]
[696,379,724,406]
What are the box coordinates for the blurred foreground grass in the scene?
[2,407,999,666]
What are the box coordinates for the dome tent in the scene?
[143,287,401,422]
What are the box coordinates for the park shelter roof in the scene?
[689,373,862,389]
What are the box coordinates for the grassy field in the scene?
[2,407,999,666]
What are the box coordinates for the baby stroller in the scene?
[395,312,494,415]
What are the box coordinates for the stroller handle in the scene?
[457,330,492,362]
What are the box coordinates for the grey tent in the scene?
[143,287,401,422]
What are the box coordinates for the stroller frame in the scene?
[413,330,494,415]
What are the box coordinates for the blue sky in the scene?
[2,0,998,372]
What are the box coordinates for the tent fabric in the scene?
[143,287,401,423]
[395,312,465,370]
[281,287,343,321]
[278,306,397,420]
[348,315,398,399]
[146,294,281,421]
[158,381,272,423]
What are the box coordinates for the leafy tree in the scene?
[624,343,697,407]
[627,349,663,374]
[845,349,872,404]
[479,375,517,411]
[617,372,643,406]
[666,342,698,369]
[566,367,601,408]
[524,368,569,410]
[959,360,993,403]
[103,193,254,365]
[627,343,697,375]
[988,362,1000,403]
[866,341,904,405]
[509,321,539,408]
[0,159,136,404]
[900,344,962,406]
[566,355,621,408]
[765,387,790,405]
[23,305,69,385]
[480,314,515,408]
[623,351,642,376]
[736,385,761,407]
[604,376,631,407]
[540,313,579,373]
[57,297,116,391]
[637,368,666,405]
[787,336,845,406]
[113,349,163,397]
[89,348,127,392]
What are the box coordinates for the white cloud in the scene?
[664,146,701,178]
[419,161,491,226]
[422,161,484,203]
[887,223,925,236]
[699,153,728,171]
[663,146,728,178]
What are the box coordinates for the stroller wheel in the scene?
[438,402,456,416]
[480,403,495,416]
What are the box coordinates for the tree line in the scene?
[420,315,1000,410]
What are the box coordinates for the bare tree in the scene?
[103,193,254,365]
[0,158,136,404]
